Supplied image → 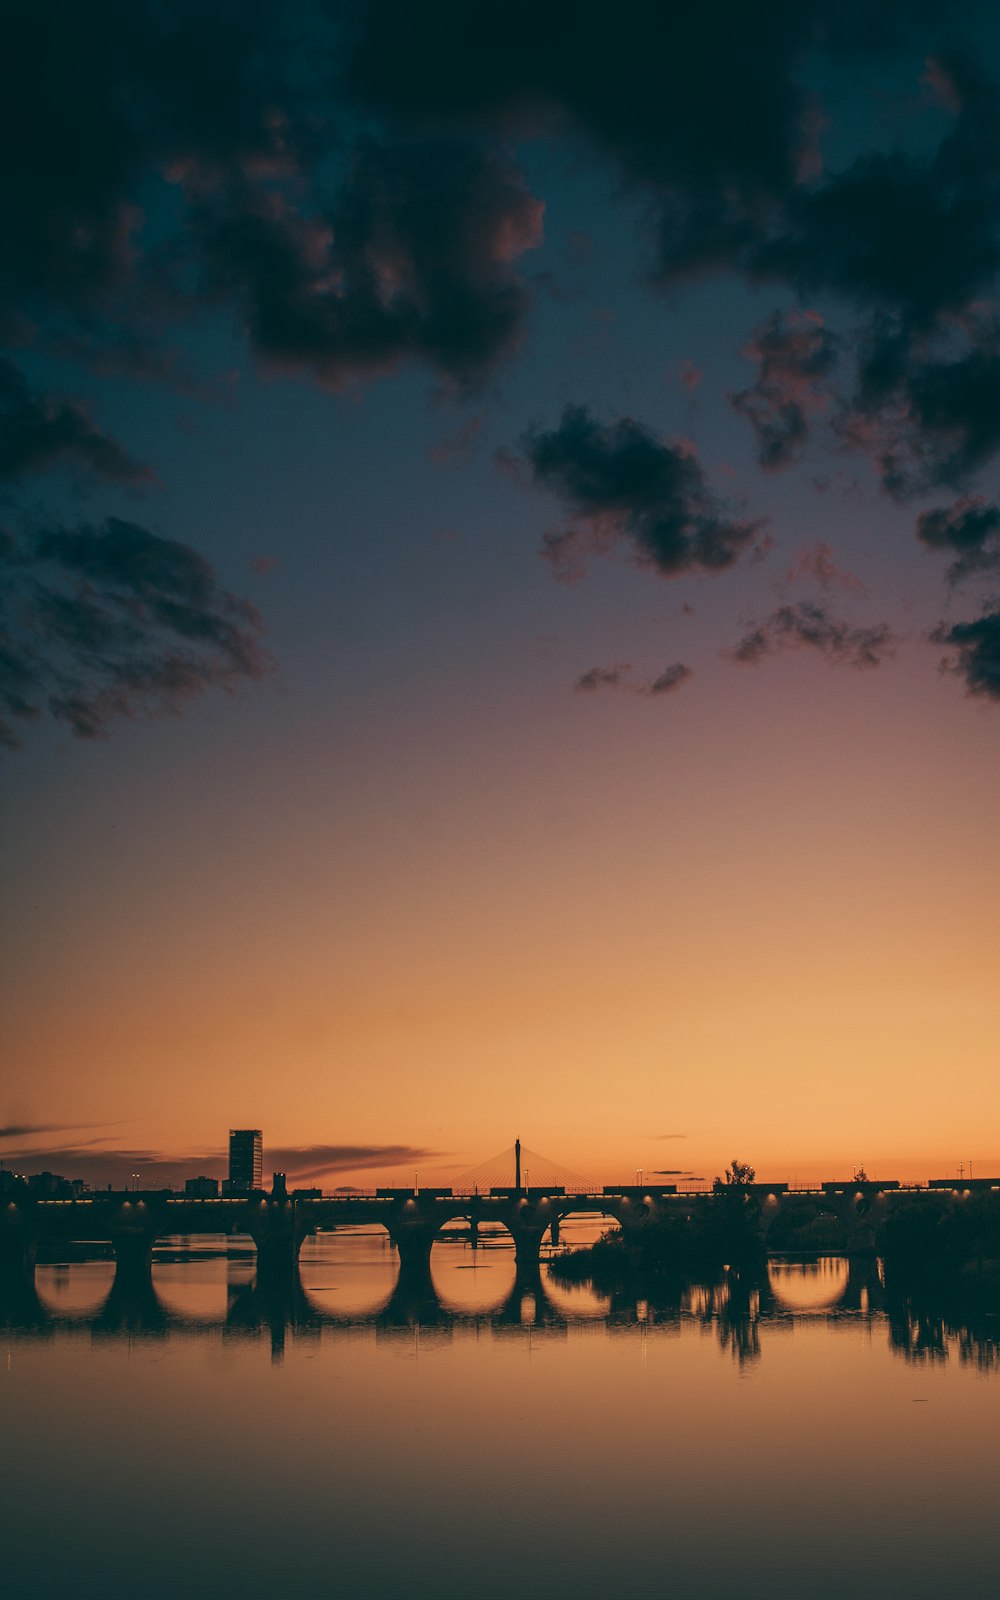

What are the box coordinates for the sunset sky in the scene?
[2,2,998,1190]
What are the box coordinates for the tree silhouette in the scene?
[713,1158,756,1191]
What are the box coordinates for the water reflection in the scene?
[768,1254,850,1311]
[5,1237,998,1375]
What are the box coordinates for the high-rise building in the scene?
[228,1129,262,1193]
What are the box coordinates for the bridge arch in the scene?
[150,1228,255,1321]
[34,1251,116,1318]
[429,1215,519,1312]
[298,1221,400,1319]
[768,1256,850,1312]
[763,1196,851,1254]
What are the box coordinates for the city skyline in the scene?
[0,1120,992,1193]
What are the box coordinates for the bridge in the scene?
[3,1147,995,1297]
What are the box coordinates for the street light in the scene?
[132,1171,140,1192]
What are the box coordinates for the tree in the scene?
[709,1158,764,1269]
[713,1159,756,1192]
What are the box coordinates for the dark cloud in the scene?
[265,1144,444,1183]
[729,601,899,669]
[344,1,827,268]
[343,3,986,298]
[859,331,1000,500]
[932,609,1000,698]
[343,9,1000,509]
[524,406,762,579]
[731,311,840,471]
[917,496,1000,583]
[2,1140,442,1189]
[648,663,693,695]
[751,91,1000,329]
[1,4,544,396]
[574,660,692,696]
[575,663,632,693]
[0,0,309,332]
[0,358,153,485]
[0,517,267,750]
[192,137,543,389]
[0,1121,116,1139]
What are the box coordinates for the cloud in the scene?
[917,496,1000,583]
[729,601,899,669]
[932,608,1000,698]
[574,661,692,696]
[265,1144,445,1183]
[0,516,267,751]
[0,1120,123,1139]
[0,357,153,485]
[1,1140,444,1189]
[730,311,839,471]
[752,51,1000,326]
[786,541,866,594]
[841,318,1000,500]
[1,5,547,398]
[575,663,632,693]
[193,138,543,389]
[346,1,819,268]
[0,1,305,327]
[648,663,692,695]
[523,406,762,578]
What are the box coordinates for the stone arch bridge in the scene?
[1,1177,989,1295]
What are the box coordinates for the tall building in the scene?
[228,1129,262,1193]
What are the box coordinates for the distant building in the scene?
[227,1129,262,1194]
[26,1171,73,1197]
[185,1175,220,1197]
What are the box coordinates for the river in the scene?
[2,1222,998,1599]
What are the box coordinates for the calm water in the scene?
[3,1224,998,1600]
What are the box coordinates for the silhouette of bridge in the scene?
[5,1246,996,1378]
[2,1136,995,1298]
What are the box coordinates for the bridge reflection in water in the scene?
[4,1235,997,1377]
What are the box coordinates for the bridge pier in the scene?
[110,1228,155,1290]
[387,1223,438,1278]
[0,1229,38,1293]
[511,1223,547,1274]
[0,1230,43,1328]
[841,1251,884,1313]
[249,1199,304,1290]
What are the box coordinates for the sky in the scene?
[1,1,999,1191]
